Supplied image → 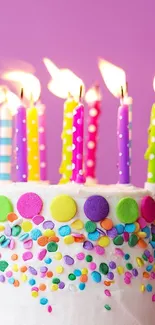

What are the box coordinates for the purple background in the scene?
[0,0,154,186]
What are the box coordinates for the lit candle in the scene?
[59,95,78,183]
[124,84,133,181]
[27,97,40,181]
[117,89,130,184]
[0,99,12,181]
[72,87,85,184]
[15,89,27,182]
[36,99,47,181]
[145,104,155,183]
[85,85,101,183]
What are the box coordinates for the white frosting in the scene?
[0,183,154,325]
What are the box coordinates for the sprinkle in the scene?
[0,275,5,282]
[12,264,19,272]
[8,277,15,284]
[22,251,33,261]
[47,242,58,252]
[21,274,27,282]
[85,221,97,233]
[4,224,12,237]
[31,291,38,297]
[46,271,53,278]
[88,230,100,241]
[89,262,97,270]
[142,226,150,238]
[95,246,105,255]
[64,235,74,245]
[58,225,71,237]
[126,263,133,270]
[117,266,124,275]
[124,277,131,284]
[43,220,54,229]
[99,263,109,275]
[29,266,37,275]
[115,224,124,234]
[124,253,130,260]
[83,241,94,250]
[1,239,10,247]
[137,239,148,249]
[79,283,85,290]
[123,232,129,242]
[104,289,111,297]
[143,272,150,279]
[38,249,47,261]
[100,218,113,230]
[152,294,155,301]
[51,284,58,291]
[22,221,33,232]
[0,261,8,272]
[140,284,145,292]
[31,228,42,241]
[107,272,114,280]
[124,223,136,233]
[125,272,132,278]
[82,268,88,275]
[23,239,33,249]
[115,248,124,257]
[132,269,138,277]
[29,279,36,286]
[137,217,147,229]
[97,236,110,247]
[48,305,52,313]
[136,257,144,267]
[59,282,65,289]
[74,269,81,276]
[86,255,93,262]
[107,228,118,239]
[109,261,116,269]
[146,284,153,292]
[37,236,48,246]
[32,215,44,225]
[11,254,18,261]
[56,265,64,274]
[76,252,85,260]
[14,279,20,287]
[6,271,12,277]
[91,271,101,283]
[54,252,62,260]
[40,298,48,305]
[80,274,88,282]
[20,266,27,273]
[71,219,84,230]
[12,225,21,237]
[19,233,29,241]
[128,234,138,247]
[9,238,15,250]
[104,304,111,311]
[64,255,74,265]
[68,273,76,281]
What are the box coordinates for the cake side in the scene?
[0,183,154,325]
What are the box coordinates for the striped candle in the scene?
[0,102,12,181]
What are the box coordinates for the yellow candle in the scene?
[27,103,40,181]
[59,96,78,183]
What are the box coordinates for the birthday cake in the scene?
[0,182,154,325]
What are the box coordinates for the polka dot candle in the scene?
[15,94,27,182]
[145,104,155,183]
[117,103,130,184]
[37,100,47,181]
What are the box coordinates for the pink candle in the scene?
[72,97,85,184]
[36,100,47,181]
[85,86,101,182]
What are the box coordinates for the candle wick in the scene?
[126,81,128,96]
[79,85,83,101]
[21,88,24,100]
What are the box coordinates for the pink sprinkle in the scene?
[137,217,147,229]
[104,289,111,297]
[95,245,105,255]
[22,251,33,261]
[48,305,52,313]
[9,239,15,250]
[6,271,13,278]
[115,248,124,257]
[24,239,33,250]
[31,286,39,292]
[149,256,153,263]
[152,294,155,302]
[40,272,46,278]
[123,232,129,242]
[124,277,131,284]
[76,252,85,260]
[125,272,132,279]
[38,249,47,261]
[32,215,44,225]
[72,233,83,238]
[89,262,97,271]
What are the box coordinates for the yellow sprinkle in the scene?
[51,284,58,291]
[82,268,88,275]
[153,264,155,272]
[117,266,125,275]
[12,264,19,272]
[21,274,28,282]
[56,265,64,274]
[64,235,74,245]
[140,284,145,292]
[97,236,110,247]
[54,252,62,260]
[22,221,33,232]
[71,219,84,230]
[137,232,147,239]
[31,291,38,297]
[43,229,55,237]
[136,257,144,267]
[0,225,5,231]
[134,222,140,233]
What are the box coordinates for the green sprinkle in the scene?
[99,263,109,275]
[86,255,93,262]
[85,221,96,233]
[47,242,58,252]
[113,235,124,246]
[152,234,155,242]
[126,263,133,270]
[142,254,148,261]
[12,225,21,237]
[104,304,111,311]
[52,278,60,284]
[68,273,76,281]
[0,260,8,272]
[128,234,138,247]
[0,235,6,243]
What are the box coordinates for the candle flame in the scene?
[43,57,85,99]
[2,70,41,102]
[85,85,102,103]
[98,59,126,98]
[0,86,20,115]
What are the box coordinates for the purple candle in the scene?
[37,100,47,181]
[15,94,27,182]
[117,104,130,184]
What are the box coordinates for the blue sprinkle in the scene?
[146,265,153,272]
[146,284,153,292]
[58,225,71,237]
[124,223,136,233]
[91,271,101,283]
[29,279,36,286]
[149,241,155,249]
[44,257,52,264]
[30,229,42,241]
[40,297,48,305]
[142,226,150,239]
[79,283,85,290]
[124,254,130,260]
[1,239,10,247]
[115,224,125,234]
[19,233,29,241]
[88,230,100,241]
[8,277,15,284]
[74,269,81,277]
